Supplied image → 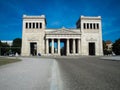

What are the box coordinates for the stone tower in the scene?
[76,16,103,55]
[21,15,46,56]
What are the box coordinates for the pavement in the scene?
[101,56,120,60]
[0,56,120,90]
[55,56,120,90]
[0,57,56,90]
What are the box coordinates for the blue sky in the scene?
[0,0,120,42]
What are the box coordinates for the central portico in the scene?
[45,27,81,56]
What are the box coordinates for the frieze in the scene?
[46,29,80,35]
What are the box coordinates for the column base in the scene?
[67,53,81,56]
[44,53,61,56]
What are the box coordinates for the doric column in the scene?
[28,42,30,56]
[58,39,60,55]
[78,39,81,54]
[95,23,97,29]
[89,23,90,29]
[92,23,94,29]
[31,23,33,28]
[85,23,87,29]
[46,39,49,54]
[67,39,69,55]
[73,39,76,54]
[52,39,54,54]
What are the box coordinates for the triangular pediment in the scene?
[46,29,80,35]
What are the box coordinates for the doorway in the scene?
[89,42,95,55]
[60,39,67,56]
[30,42,37,56]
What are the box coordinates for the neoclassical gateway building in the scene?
[21,15,103,56]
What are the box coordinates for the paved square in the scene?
[0,56,120,90]
[55,56,120,90]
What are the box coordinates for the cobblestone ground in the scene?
[55,56,120,90]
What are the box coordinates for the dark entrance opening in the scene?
[69,39,73,54]
[49,39,52,54]
[89,42,95,55]
[30,42,37,56]
[61,39,67,56]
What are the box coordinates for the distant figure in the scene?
[38,53,41,56]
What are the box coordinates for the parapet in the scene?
[23,14,46,19]
[80,15,101,20]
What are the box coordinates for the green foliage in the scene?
[0,40,2,47]
[112,38,120,55]
[12,38,22,54]
[103,40,112,55]
[0,42,10,55]
[0,57,21,66]
[103,40,107,50]
[12,38,22,47]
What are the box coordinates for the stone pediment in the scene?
[46,29,80,35]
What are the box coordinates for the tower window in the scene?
[26,23,28,29]
[33,23,35,28]
[36,23,38,28]
[90,23,92,29]
[93,23,96,29]
[40,23,42,28]
[29,23,31,29]
[84,23,86,29]
[97,23,99,29]
[87,23,89,29]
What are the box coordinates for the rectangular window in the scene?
[26,23,28,29]
[84,23,86,29]
[40,23,42,28]
[90,23,92,29]
[36,23,38,28]
[29,23,31,29]
[87,23,89,29]
[97,23,99,29]
[33,23,35,28]
[93,23,96,29]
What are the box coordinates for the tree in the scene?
[103,40,113,55]
[0,40,2,55]
[112,38,120,55]
[0,42,10,55]
[0,40,2,47]
[12,38,22,47]
[103,40,108,55]
[103,40,107,50]
[12,38,22,54]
